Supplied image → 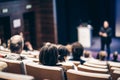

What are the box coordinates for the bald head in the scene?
[10,35,24,54]
[99,51,107,61]
[103,21,109,29]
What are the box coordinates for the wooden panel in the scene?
[0,0,57,49]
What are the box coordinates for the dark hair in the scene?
[113,52,118,61]
[39,45,58,66]
[72,42,84,61]
[84,51,90,58]
[96,52,99,59]
[10,35,24,54]
[98,51,107,61]
[10,41,23,54]
[58,46,69,62]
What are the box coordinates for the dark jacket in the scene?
[100,27,112,43]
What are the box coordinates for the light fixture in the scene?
[26,4,32,9]
[2,8,8,13]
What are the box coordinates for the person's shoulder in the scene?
[100,27,104,30]
[110,27,112,30]
[107,27,112,31]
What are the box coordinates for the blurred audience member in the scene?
[24,41,33,51]
[97,51,107,61]
[112,51,119,62]
[4,35,25,60]
[39,45,58,66]
[58,45,69,62]
[84,50,91,58]
[70,42,85,64]
[81,50,92,61]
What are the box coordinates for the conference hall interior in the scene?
[0,0,120,80]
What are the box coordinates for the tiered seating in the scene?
[110,67,120,75]
[57,62,75,71]
[67,61,80,66]
[0,58,24,74]
[84,62,107,69]
[1,49,120,80]
[0,71,34,80]
[67,69,110,80]
[0,61,7,71]
[108,61,120,68]
[77,65,108,74]
[108,61,120,80]
[86,59,107,66]
[112,70,120,80]
[25,63,65,80]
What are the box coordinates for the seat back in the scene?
[108,61,120,68]
[77,65,108,74]
[57,62,74,71]
[87,59,107,66]
[0,72,34,80]
[0,58,24,74]
[67,61,80,66]
[110,67,120,75]
[67,69,110,80]
[84,62,107,69]
[0,61,7,71]
[112,70,120,80]
[117,77,120,80]
[25,63,65,80]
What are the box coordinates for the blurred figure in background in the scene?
[70,42,85,64]
[81,50,93,61]
[99,21,112,60]
[97,51,107,61]
[112,51,119,62]
[24,41,33,51]
[58,45,69,62]
[39,45,58,66]
[5,35,25,60]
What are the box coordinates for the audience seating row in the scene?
[0,61,7,71]
[0,58,24,74]
[67,69,110,80]
[78,64,108,74]
[112,70,120,80]
[0,55,120,80]
[0,71,34,80]
[84,62,108,69]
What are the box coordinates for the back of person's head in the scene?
[58,45,69,62]
[10,35,24,54]
[98,51,107,61]
[72,42,84,61]
[39,45,58,66]
[83,50,91,58]
[113,51,118,61]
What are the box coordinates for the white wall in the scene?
[116,0,120,37]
